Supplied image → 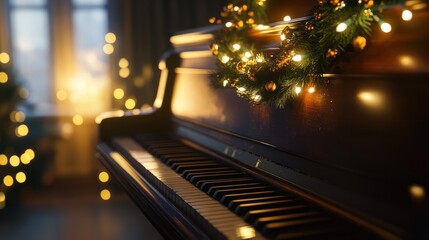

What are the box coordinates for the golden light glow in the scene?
[237,87,246,92]
[253,95,262,103]
[0,52,10,64]
[380,22,392,33]
[103,44,114,55]
[402,10,413,21]
[9,155,20,167]
[280,33,286,41]
[10,111,26,123]
[19,88,29,99]
[223,79,229,87]
[336,22,347,32]
[56,89,68,101]
[100,189,111,200]
[0,192,5,202]
[221,55,230,63]
[409,184,425,201]
[15,124,29,137]
[283,16,291,22]
[118,58,129,68]
[295,86,302,94]
[308,87,316,93]
[113,88,125,99]
[125,98,136,109]
[244,52,252,58]
[3,175,13,187]
[0,154,7,166]
[16,172,26,183]
[20,153,31,164]
[72,114,84,126]
[237,226,256,239]
[0,72,8,83]
[357,91,384,108]
[225,22,233,28]
[399,55,415,67]
[232,43,241,51]
[257,0,266,6]
[105,32,116,43]
[0,201,4,210]
[292,55,302,62]
[119,68,130,78]
[256,24,269,30]
[25,149,35,160]
[98,171,109,183]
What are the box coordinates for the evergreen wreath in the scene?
[209,0,411,107]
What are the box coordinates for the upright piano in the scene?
[97,8,429,240]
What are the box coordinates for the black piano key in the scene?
[261,216,330,237]
[244,205,312,222]
[253,211,322,229]
[174,162,223,173]
[197,178,255,191]
[165,156,212,165]
[234,198,298,216]
[212,186,273,201]
[182,167,235,178]
[206,182,264,196]
[162,153,207,162]
[228,195,290,210]
[189,172,246,185]
[220,190,282,206]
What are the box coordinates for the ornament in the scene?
[353,36,367,50]
[330,0,340,5]
[209,17,216,24]
[326,48,339,60]
[280,26,295,46]
[236,61,247,74]
[314,12,323,20]
[272,52,292,71]
[210,43,219,55]
[265,81,277,91]
[319,0,327,5]
[305,21,315,31]
[364,0,374,8]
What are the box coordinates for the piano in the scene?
[97,7,429,240]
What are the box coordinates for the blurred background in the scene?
[0,0,313,239]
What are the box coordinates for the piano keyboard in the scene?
[111,135,372,239]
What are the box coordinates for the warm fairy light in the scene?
[113,88,125,99]
[336,22,348,32]
[244,52,252,58]
[15,124,29,137]
[3,175,13,187]
[402,10,413,21]
[103,44,114,55]
[223,80,229,87]
[100,189,111,200]
[72,114,84,126]
[256,24,268,30]
[256,55,264,63]
[237,87,246,92]
[20,153,31,164]
[308,87,316,93]
[105,32,116,43]
[0,154,7,166]
[0,52,10,64]
[409,184,425,201]
[125,98,136,109]
[225,22,233,28]
[15,172,26,183]
[241,57,249,62]
[9,155,20,167]
[0,192,4,202]
[118,58,129,68]
[253,95,262,102]
[357,91,384,108]
[221,55,230,63]
[25,149,35,160]
[295,86,302,94]
[232,43,241,51]
[399,55,415,67]
[119,68,130,78]
[0,72,8,83]
[257,0,266,6]
[234,6,240,11]
[292,55,302,62]
[19,88,29,99]
[280,33,286,41]
[99,171,109,183]
[380,22,392,33]
[10,111,26,123]
[283,16,291,22]
[56,89,68,101]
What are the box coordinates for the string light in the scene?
[221,55,230,63]
[225,22,233,28]
[9,155,20,167]
[237,87,246,92]
[295,86,302,94]
[232,43,241,51]
[98,171,109,183]
[336,22,348,32]
[125,98,136,109]
[402,9,413,21]
[15,124,29,137]
[72,114,84,126]
[118,58,129,68]
[223,79,229,87]
[283,16,291,22]
[100,189,111,200]
[15,172,26,183]
[0,154,7,166]
[105,32,116,43]
[113,88,125,99]
[0,72,8,83]
[380,22,392,33]
[3,175,13,187]
[292,55,302,62]
[103,44,114,55]
[0,52,10,64]
[244,52,252,58]
[308,87,316,93]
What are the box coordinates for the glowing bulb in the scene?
[113,88,125,99]
[72,114,84,126]
[225,22,233,28]
[241,57,249,62]
[232,43,241,51]
[409,184,425,201]
[292,55,302,62]
[99,171,109,182]
[20,153,31,164]
[295,86,302,94]
[402,10,413,21]
[0,154,7,166]
[0,192,5,202]
[380,22,392,33]
[283,16,291,22]
[253,95,262,102]
[119,68,130,78]
[244,52,252,58]
[16,172,26,183]
[25,149,35,160]
[118,58,129,68]
[221,55,230,63]
[336,22,347,32]
[256,55,264,63]
[0,52,10,64]
[100,189,111,200]
[223,80,229,87]
[0,72,8,83]
[9,155,20,167]
[280,34,286,41]
[3,175,13,187]
[10,111,25,123]
[237,87,246,92]
[103,44,114,55]
[56,89,68,101]
[125,98,136,109]
[15,124,29,137]
[105,32,116,43]
[233,6,239,11]
[308,87,316,93]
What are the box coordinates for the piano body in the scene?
[97,8,429,240]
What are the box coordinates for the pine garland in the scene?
[210,0,409,107]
